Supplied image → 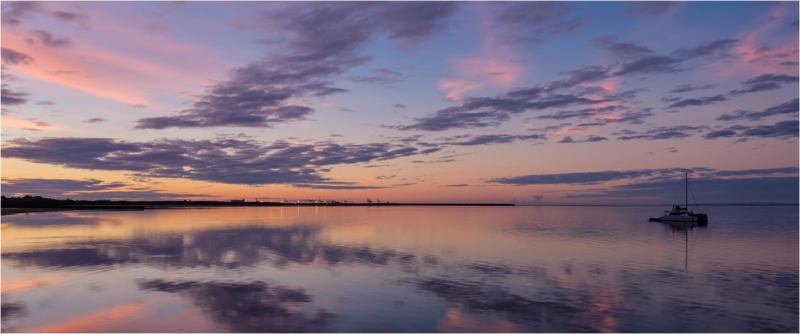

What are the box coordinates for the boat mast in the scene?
[685,173,688,210]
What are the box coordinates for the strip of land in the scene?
[1,196,514,216]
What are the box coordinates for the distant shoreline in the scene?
[2,201,797,216]
[517,203,800,207]
[0,199,515,216]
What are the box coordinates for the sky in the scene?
[1,1,798,204]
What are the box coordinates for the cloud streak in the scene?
[488,167,797,186]
[666,94,728,109]
[1,47,34,65]
[2,137,428,188]
[716,98,798,121]
[1,84,29,106]
[137,2,459,129]
[0,178,211,199]
[391,37,742,132]
[615,125,709,141]
[448,134,545,146]
[705,120,798,140]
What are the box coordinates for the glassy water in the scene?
[2,206,797,332]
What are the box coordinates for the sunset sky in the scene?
[1,1,798,204]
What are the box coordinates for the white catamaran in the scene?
[649,173,708,224]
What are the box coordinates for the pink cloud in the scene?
[1,6,233,108]
[707,3,798,77]
[437,79,481,101]
[1,116,66,131]
[439,53,527,101]
[597,77,621,93]
[437,4,528,101]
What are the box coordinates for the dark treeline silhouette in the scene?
[1,195,513,209]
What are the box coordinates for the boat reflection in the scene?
[652,218,704,271]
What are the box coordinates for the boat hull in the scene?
[649,216,697,222]
[649,213,708,224]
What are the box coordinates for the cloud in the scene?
[491,2,582,45]
[552,67,613,92]
[393,103,406,108]
[393,37,744,132]
[666,94,728,108]
[624,2,682,16]
[420,147,441,154]
[24,118,51,127]
[559,135,608,144]
[27,29,73,48]
[2,137,429,187]
[707,4,798,77]
[84,118,107,123]
[442,184,468,187]
[712,167,799,177]
[717,98,798,121]
[703,129,737,139]
[136,2,459,130]
[592,36,654,60]
[489,168,697,185]
[374,2,461,42]
[585,135,608,142]
[488,167,799,192]
[743,73,799,85]
[390,89,608,131]
[50,10,91,29]
[728,82,782,95]
[536,105,623,120]
[448,134,545,146]
[575,108,654,127]
[565,175,798,204]
[668,83,715,94]
[291,183,386,190]
[349,68,404,86]
[1,84,29,106]
[727,73,798,96]
[1,2,91,29]
[1,178,126,196]
[1,1,43,26]
[732,120,798,139]
[0,178,210,200]
[439,54,528,101]
[615,125,708,141]
[528,122,572,133]
[613,55,682,76]
[612,39,738,77]
[391,54,668,131]
[672,39,739,60]
[1,47,34,65]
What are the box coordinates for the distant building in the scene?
[231,199,245,203]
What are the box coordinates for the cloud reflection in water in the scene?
[138,279,336,332]
[1,207,797,332]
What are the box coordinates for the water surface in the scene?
[2,206,797,332]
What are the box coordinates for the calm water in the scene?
[1,206,797,332]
